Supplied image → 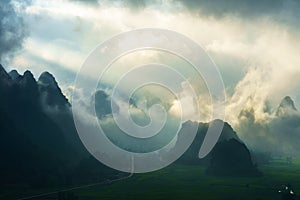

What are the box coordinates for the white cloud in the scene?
[6,0,300,132]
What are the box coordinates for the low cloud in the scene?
[3,0,300,156]
[236,104,300,156]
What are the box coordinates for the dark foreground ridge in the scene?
[0,65,117,189]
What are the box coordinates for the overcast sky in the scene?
[2,0,300,128]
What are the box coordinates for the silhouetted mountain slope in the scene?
[0,64,10,80]
[0,65,122,188]
[0,66,88,187]
[37,71,88,160]
[206,139,262,177]
[0,111,73,187]
[174,119,261,176]
[175,119,240,165]
[38,71,70,108]
[8,69,21,80]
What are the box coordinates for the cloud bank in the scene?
[2,0,300,156]
[0,0,29,62]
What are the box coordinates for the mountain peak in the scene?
[281,96,297,109]
[38,71,69,108]
[276,96,297,116]
[19,70,37,86]
[18,70,39,99]
[38,71,58,88]
[210,119,240,142]
[8,70,21,80]
[23,70,34,79]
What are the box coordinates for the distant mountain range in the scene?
[236,92,300,156]
[0,64,262,189]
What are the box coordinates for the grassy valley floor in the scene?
[3,159,300,200]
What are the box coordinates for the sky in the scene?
[2,0,300,151]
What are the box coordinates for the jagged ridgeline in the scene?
[0,65,116,187]
[0,64,261,189]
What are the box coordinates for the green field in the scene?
[75,162,300,200]
[3,159,300,200]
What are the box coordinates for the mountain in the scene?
[175,119,241,165]
[173,119,261,176]
[206,138,262,177]
[0,64,10,78]
[236,95,300,157]
[8,69,21,80]
[0,67,76,186]
[37,71,88,159]
[276,96,297,116]
[95,90,119,119]
[0,65,119,188]
[38,71,70,108]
